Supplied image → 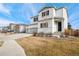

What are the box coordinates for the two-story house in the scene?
[9,23,26,33]
[26,7,68,34]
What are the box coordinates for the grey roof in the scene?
[39,6,66,13]
[31,6,66,18]
[39,6,53,12]
[31,15,38,18]
[9,23,28,26]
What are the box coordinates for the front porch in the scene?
[54,17,64,32]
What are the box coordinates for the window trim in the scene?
[42,10,49,17]
[40,22,48,28]
[33,17,38,22]
[46,10,49,15]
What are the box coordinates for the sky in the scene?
[0,3,79,29]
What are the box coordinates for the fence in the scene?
[64,29,79,37]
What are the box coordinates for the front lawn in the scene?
[16,36,79,56]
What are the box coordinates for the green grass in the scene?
[16,36,79,56]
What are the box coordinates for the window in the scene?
[42,10,49,17]
[40,22,48,28]
[44,22,48,28]
[34,17,38,22]
[40,23,43,28]
[42,12,45,17]
[46,10,49,15]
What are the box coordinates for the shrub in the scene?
[64,29,69,35]
[46,33,52,37]
[33,32,37,36]
[38,32,44,37]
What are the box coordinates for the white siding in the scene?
[56,8,63,17]
[55,8,68,32]
[63,8,68,30]
[26,24,38,33]
[19,25,26,33]
[38,19,53,33]
[29,7,68,34]
[10,24,16,31]
[38,8,55,21]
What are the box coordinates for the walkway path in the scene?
[0,33,32,56]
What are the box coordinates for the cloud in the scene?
[0,4,10,14]
[18,3,46,24]
[23,3,46,16]
[68,8,79,25]
[0,18,27,27]
[69,12,79,21]
[15,3,38,24]
[68,11,79,29]
[28,4,37,16]
[22,3,37,16]
[0,18,15,27]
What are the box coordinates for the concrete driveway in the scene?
[0,33,32,56]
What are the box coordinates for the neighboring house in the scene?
[9,23,16,32]
[26,7,68,34]
[1,26,9,33]
[0,27,3,32]
[9,23,26,33]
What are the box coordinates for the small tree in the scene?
[68,22,72,29]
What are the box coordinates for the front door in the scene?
[58,22,62,31]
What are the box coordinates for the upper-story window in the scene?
[42,10,49,17]
[33,17,38,22]
[42,12,45,17]
[46,10,49,15]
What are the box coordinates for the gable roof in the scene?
[39,6,66,13]
[31,15,38,18]
[9,23,28,26]
[39,7,53,13]
[31,6,67,18]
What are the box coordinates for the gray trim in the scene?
[39,7,53,13]
[38,18,53,22]
[31,15,38,19]
[55,7,67,10]
[9,23,28,26]
[54,17,64,20]
[27,23,38,26]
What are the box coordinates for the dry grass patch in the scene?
[0,41,4,47]
[16,36,79,56]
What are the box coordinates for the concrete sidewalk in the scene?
[0,33,32,56]
[0,40,26,56]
